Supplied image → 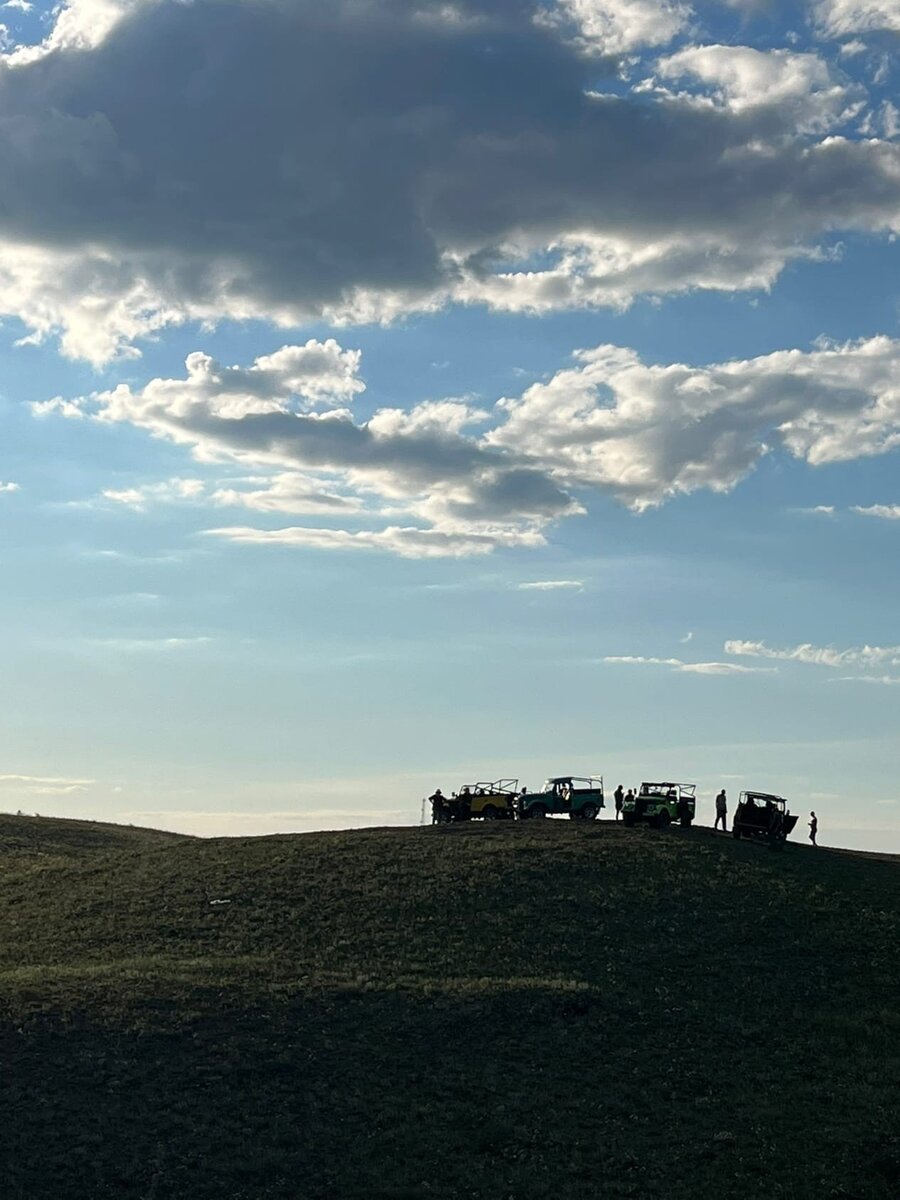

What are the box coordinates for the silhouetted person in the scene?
[429,789,445,823]
[714,789,728,831]
[614,784,624,820]
[625,788,634,809]
[809,811,818,847]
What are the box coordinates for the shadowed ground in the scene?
[0,815,897,1199]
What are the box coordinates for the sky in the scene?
[0,0,898,851]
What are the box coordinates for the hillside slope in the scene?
[0,819,897,1200]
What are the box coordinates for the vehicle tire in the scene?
[530,805,547,820]
[657,809,671,829]
[482,805,498,820]
[581,803,598,821]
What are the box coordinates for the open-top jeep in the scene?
[732,791,798,846]
[518,776,604,820]
[622,782,696,828]
[431,779,519,822]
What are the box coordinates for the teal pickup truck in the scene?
[518,776,605,821]
[622,782,695,828]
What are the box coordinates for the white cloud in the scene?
[102,478,205,509]
[603,655,775,675]
[83,636,214,652]
[0,773,94,794]
[517,579,585,590]
[726,639,900,668]
[489,335,900,509]
[44,343,575,556]
[654,45,864,133]
[545,0,690,54]
[5,0,137,63]
[35,331,900,554]
[0,2,894,360]
[0,481,20,492]
[833,673,900,685]
[211,473,363,516]
[2,0,32,12]
[812,0,900,37]
[852,503,900,519]
[206,524,546,559]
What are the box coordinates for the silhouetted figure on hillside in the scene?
[614,784,624,820]
[809,811,818,847]
[714,789,728,832]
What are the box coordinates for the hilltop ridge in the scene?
[0,817,897,1199]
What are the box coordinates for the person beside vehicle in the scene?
[714,788,728,831]
[614,784,624,821]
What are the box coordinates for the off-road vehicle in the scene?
[518,776,605,820]
[732,791,798,847]
[622,782,696,828]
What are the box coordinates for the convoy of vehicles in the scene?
[518,776,605,821]
[428,775,798,844]
[732,791,798,846]
[622,782,696,829]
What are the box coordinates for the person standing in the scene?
[714,789,728,832]
[614,784,624,821]
[809,811,818,847]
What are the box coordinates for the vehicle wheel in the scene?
[530,805,547,819]
[482,805,498,820]
[657,810,671,829]
[581,803,598,821]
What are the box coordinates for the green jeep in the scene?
[518,776,605,820]
[622,782,695,828]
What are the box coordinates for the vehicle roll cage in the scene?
[541,775,603,792]
[454,778,519,796]
[739,791,787,807]
[639,782,696,799]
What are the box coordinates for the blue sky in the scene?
[0,0,898,849]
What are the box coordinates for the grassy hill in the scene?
[0,815,897,1200]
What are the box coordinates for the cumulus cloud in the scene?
[725,638,900,668]
[812,0,900,37]
[543,0,689,54]
[45,341,579,555]
[0,1,895,360]
[36,331,900,554]
[0,481,20,492]
[489,335,900,509]
[603,655,775,674]
[653,45,864,132]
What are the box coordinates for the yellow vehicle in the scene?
[432,779,519,822]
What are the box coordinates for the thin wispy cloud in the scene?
[726,639,900,669]
[603,655,775,676]
[517,580,585,591]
